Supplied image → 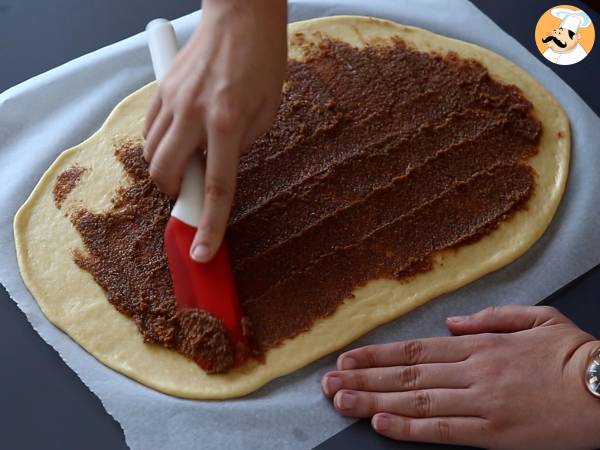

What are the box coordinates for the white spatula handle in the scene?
[146,19,178,81]
[146,19,204,228]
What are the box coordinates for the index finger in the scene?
[144,89,162,138]
[191,122,242,262]
[337,337,473,370]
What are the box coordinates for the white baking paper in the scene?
[1,1,599,449]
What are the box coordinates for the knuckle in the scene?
[205,179,233,203]
[357,346,377,368]
[436,419,452,442]
[198,220,219,240]
[367,393,380,413]
[352,372,367,391]
[176,97,201,120]
[173,84,203,118]
[473,333,502,352]
[215,88,240,112]
[398,418,413,438]
[401,340,424,365]
[397,365,421,389]
[484,305,500,319]
[209,99,241,134]
[160,79,178,101]
[540,305,560,318]
[364,347,378,368]
[412,390,432,418]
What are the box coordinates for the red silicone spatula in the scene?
[146,19,246,354]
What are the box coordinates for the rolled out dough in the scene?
[14,16,569,399]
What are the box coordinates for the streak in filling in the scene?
[56,37,541,372]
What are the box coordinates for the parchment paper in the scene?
[1,1,599,449]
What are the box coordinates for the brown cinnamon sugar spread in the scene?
[68,147,234,373]
[53,165,87,208]
[55,37,541,372]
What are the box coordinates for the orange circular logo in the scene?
[535,5,595,65]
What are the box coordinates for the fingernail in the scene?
[373,414,390,431]
[323,374,341,395]
[447,315,468,323]
[335,391,356,410]
[191,243,211,262]
[339,356,357,370]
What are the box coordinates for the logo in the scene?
[535,5,595,65]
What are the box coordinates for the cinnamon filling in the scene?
[53,165,87,208]
[55,37,541,373]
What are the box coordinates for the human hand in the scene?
[321,305,600,449]
[143,0,287,262]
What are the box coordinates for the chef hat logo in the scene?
[535,4,595,66]
[550,7,592,33]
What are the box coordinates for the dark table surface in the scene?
[1,1,599,449]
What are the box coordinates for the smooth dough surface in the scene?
[14,16,570,399]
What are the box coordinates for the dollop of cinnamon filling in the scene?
[55,37,541,372]
[53,165,87,208]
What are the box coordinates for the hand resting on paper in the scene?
[322,305,600,449]
[143,0,287,263]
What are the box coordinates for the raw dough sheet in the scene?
[1,0,599,448]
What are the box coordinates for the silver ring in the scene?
[586,348,600,398]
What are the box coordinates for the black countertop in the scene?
[1,1,598,449]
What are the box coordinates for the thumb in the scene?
[446,305,570,335]
[190,115,241,263]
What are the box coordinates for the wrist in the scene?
[200,0,287,41]
[198,0,288,60]
[203,0,286,17]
